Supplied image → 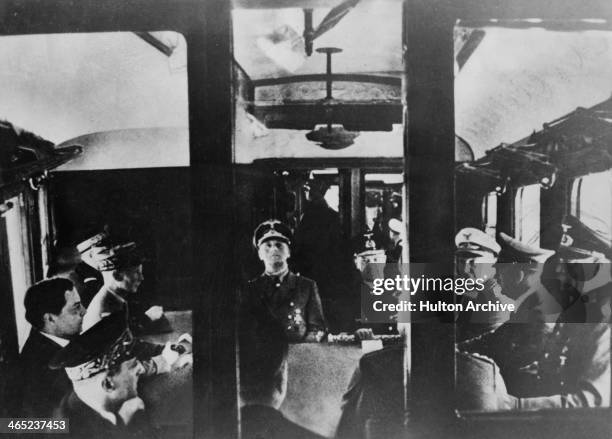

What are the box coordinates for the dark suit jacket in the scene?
[19,329,72,417]
[241,405,324,439]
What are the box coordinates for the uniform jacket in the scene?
[84,285,128,330]
[83,286,155,335]
[247,272,326,342]
[241,405,324,439]
[460,319,611,409]
[74,262,104,308]
[19,329,72,417]
[457,279,514,341]
[55,391,158,439]
[83,287,163,375]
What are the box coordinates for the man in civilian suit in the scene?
[19,278,85,416]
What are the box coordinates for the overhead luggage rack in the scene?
[0,122,82,203]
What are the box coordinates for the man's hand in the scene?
[145,305,164,321]
[304,330,326,343]
[162,341,180,364]
[354,328,374,341]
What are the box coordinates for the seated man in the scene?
[455,227,514,341]
[19,278,85,417]
[495,232,557,322]
[460,218,611,409]
[83,237,192,377]
[245,220,326,342]
[83,240,164,333]
[239,314,324,439]
[50,312,158,439]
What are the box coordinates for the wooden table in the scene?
[138,312,371,438]
[282,343,363,438]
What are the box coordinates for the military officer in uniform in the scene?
[459,218,611,409]
[83,238,192,376]
[455,228,514,340]
[50,312,159,439]
[495,232,557,322]
[83,240,164,333]
[459,233,558,402]
[245,220,326,342]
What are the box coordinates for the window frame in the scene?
[441,1,612,435]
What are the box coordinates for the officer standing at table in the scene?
[245,220,327,342]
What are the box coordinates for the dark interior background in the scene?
[50,167,193,310]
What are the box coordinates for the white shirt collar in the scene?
[39,331,70,347]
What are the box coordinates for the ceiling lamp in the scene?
[306,124,359,150]
[304,47,360,150]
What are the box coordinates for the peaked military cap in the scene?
[91,242,145,272]
[455,227,501,257]
[49,312,143,381]
[253,220,292,248]
[498,232,555,263]
[76,230,110,255]
[558,215,611,261]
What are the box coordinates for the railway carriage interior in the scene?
[0,1,611,438]
[233,2,407,435]
[0,31,193,436]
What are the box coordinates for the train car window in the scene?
[4,195,32,349]
[37,187,52,278]
[232,1,405,437]
[0,30,192,433]
[482,191,498,237]
[570,170,612,245]
[454,19,612,418]
[514,184,541,246]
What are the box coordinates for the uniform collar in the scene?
[264,268,289,282]
[260,271,298,288]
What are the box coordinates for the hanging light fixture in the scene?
[304,47,360,150]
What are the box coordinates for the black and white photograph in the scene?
[0,1,611,438]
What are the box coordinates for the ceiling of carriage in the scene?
[0,31,189,169]
[455,26,612,159]
[233,3,612,162]
[232,1,403,80]
[0,7,610,167]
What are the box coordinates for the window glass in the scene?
[482,191,497,237]
[5,195,31,350]
[514,184,540,247]
[571,171,612,245]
